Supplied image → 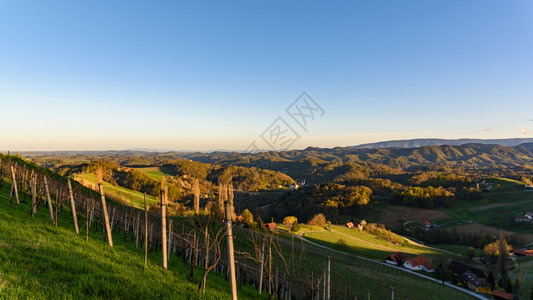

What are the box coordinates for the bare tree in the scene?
[197,210,228,294]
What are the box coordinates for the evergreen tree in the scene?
[291,221,300,233]
[487,271,495,291]
[505,277,512,293]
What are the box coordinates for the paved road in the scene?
[279,229,490,300]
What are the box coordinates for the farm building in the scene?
[448,260,485,279]
[513,249,533,257]
[345,222,354,229]
[265,222,277,231]
[418,218,431,227]
[385,253,407,266]
[492,289,514,300]
[526,212,533,219]
[403,256,434,272]
[514,216,530,223]
[458,270,491,294]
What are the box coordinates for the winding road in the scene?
[278,229,490,300]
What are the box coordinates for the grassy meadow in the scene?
[0,179,267,299]
[134,166,175,182]
[75,173,159,208]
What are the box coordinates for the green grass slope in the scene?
[75,173,158,208]
[0,180,265,299]
[303,225,445,260]
[134,167,174,182]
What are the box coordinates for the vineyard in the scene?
[0,155,477,299]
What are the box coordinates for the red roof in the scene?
[513,249,533,256]
[419,219,431,226]
[266,223,277,230]
[492,289,513,300]
[407,256,434,270]
[387,253,407,263]
[346,222,354,228]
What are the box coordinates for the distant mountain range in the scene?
[351,138,533,149]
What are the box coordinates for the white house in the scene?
[525,212,533,220]
[403,256,434,272]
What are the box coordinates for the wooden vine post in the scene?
[67,179,79,234]
[193,178,200,214]
[161,182,168,269]
[225,200,237,300]
[31,170,36,217]
[326,256,331,300]
[98,183,113,247]
[258,237,266,294]
[43,176,55,224]
[86,197,89,242]
[167,219,172,262]
[10,165,20,205]
[323,269,326,300]
[144,193,148,266]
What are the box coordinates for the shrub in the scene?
[242,209,253,226]
[308,213,326,227]
[290,221,300,232]
[364,223,403,244]
[283,216,298,226]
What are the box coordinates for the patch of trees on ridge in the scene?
[272,183,372,223]
[80,159,295,202]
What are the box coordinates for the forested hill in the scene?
[350,138,533,149]
[24,144,533,183]
[179,143,533,171]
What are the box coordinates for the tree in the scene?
[483,235,511,257]
[308,213,326,227]
[197,212,227,294]
[521,176,533,186]
[290,221,300,232]
[487,270,495,291]
[436,264,448,285]
[283,216,297,226]
[242,209,253,226]
[505,277,512,293]
[497,231,511,283]
[466,247,475,259]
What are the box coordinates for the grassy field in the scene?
[428,244,483,257]
[486,177,525,192]
[441,185,533,238]
[373,177,533,241]
[277,224,326,235]
[75,173,159,208]
[231,227,476,300]
[134,166,175,182]
[302,225,446,261]
[0,179,266,299]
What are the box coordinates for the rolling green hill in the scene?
[0,178,266,299]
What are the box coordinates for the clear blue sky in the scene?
[1,1,532,151]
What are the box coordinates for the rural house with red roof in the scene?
[513,249,533,257]
[385,253,408,266]
[492,289,514,300]
[403,256,434,272]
